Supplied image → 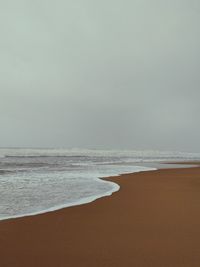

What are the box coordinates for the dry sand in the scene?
[1,167,200,267]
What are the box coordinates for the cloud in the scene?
[0,0,199,151]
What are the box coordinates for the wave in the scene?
[0,165,156,221]
[0,148,200,221]
[0,179,120,221]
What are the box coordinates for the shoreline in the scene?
[0,178,120,222]
[1,166,200,266]
[0,166,156,222]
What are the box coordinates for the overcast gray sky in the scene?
[0,0,200,151]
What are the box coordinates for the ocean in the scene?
[0,148,200,221]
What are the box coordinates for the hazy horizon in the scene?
[1,1,200,152]
[0,146,199,155]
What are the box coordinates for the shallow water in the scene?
[0,148,200,220]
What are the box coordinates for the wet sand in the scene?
[1,167,200,267]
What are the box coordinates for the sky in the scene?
[0,0,200,151]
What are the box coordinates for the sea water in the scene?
[0,148,200,221]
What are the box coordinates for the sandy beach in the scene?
[1,166,200,267]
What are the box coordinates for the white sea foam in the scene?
[0,165,155,221]
[0,148,199,221]
[0,177,120,221]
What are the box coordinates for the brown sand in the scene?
[1,167,200,267]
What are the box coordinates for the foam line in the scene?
[0,167,156,221]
